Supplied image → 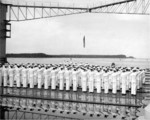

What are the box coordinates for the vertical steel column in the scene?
[0,3,7,64]
[0,86,4,119]
[0,2,7,119]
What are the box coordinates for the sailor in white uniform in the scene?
[116,69,121,91]
[64,68,71,91]
[93,69,97,90]
[88,69,94,93]
[51,67,57,90]
[33,66,38,86]
[58,67,64,90]
[2,65,8,87]
[14,65,21,87]
[8,65,14,87]
[120,70,127,94]
[125,69,132,92]
[22,66,28,88]
[72,68,79,91]
[43,67,49,89]
[103,70,110,94]
[47,66,53,88]
[140,69,145,87]
[111,70,117,94]
[19,65,24,87]
[28,66,34,88]
[136,69,143,89]
[81,69,87,92]
[141,69,146,84]
[77,67,82,88]
[130,70,138,95]
[95,69,103,93]
[108,69,113,91]
[37,67,43,89]
[0,64,2,86]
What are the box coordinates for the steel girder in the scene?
[0,0,150,22]
[90,0,150,15]
[7,5,88,22]
[0,0,88,22]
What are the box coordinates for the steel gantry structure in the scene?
[90,0,150,15]
[2,0,150,22]
[0,0,150,120]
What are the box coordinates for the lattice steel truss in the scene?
[91,0,150,15]
[7,5,88,22]
[1,0,88,21]
[0,0,150,22]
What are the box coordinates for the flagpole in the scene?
[83,36,85,48]
[83,35,87,55]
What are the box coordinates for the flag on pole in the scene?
[83,36,85,48]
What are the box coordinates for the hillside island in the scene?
[6,53,134,59]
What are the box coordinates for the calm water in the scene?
[7,58,150,68]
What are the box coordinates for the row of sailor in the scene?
[0,62,145,95]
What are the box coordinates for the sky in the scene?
[6,0,150,58]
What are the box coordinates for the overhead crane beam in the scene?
[90,0,150,15]
[1,0,150,22]
[89,0,136,11]
[0,0,89,21]
[3,4,88,21]
[4,4,88,10]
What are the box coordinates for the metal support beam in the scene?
[0,86,5,120]
[0,0,150,22]
[7,5,87,21]
[0,3,7,64]
[91,0,150,15]
[89,0,136,11]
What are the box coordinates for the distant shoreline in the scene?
[6,53,134,59]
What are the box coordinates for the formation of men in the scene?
[0,62,146,95]
[0,62,147,118]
